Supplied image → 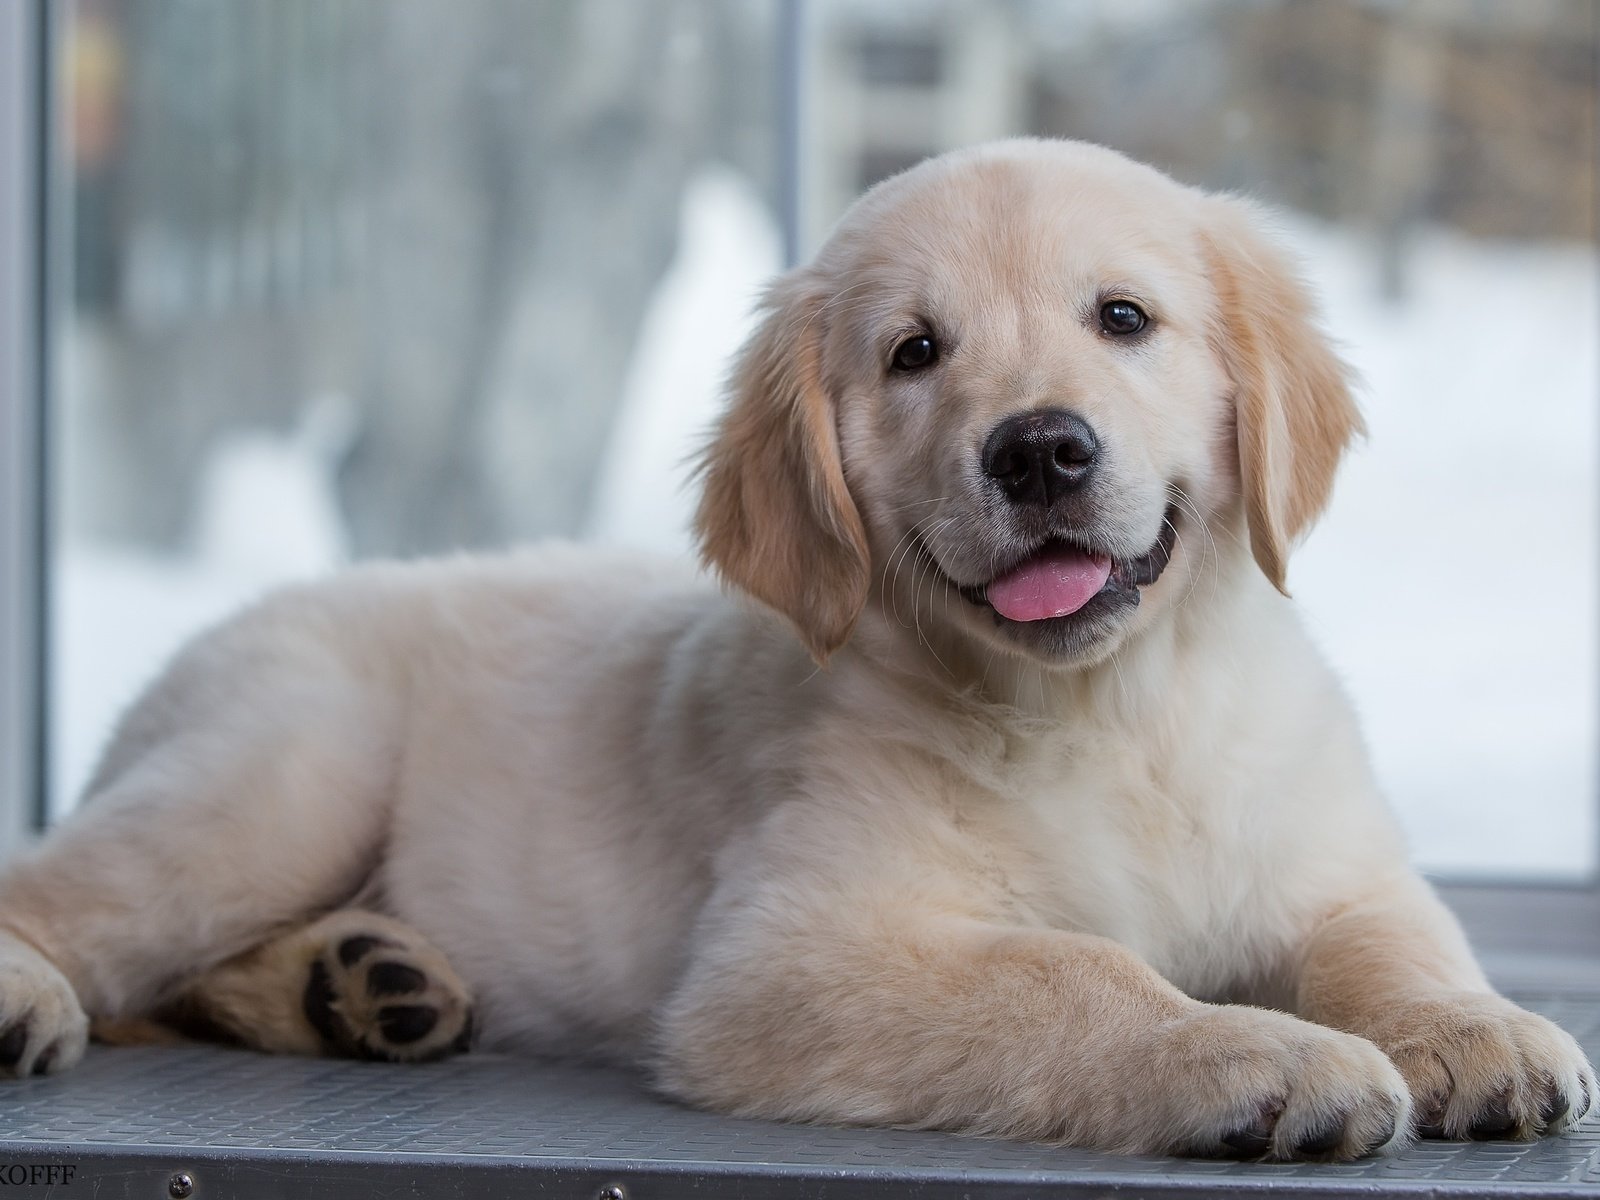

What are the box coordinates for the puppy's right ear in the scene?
[694,273,870,665]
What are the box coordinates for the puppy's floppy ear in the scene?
[1202,199,1365,592]
[694,272,869,664]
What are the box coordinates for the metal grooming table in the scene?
[0,990,1595,1199]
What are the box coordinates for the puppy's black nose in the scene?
[981,409,1100,507]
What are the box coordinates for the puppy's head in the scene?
[697,139,1361,668]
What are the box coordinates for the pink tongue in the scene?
[986,546,1112,622]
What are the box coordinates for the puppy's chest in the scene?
[976,741,1294,996]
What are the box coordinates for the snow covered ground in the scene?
[53,171,1598,879]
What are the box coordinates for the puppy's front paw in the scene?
[301,916,475,1063]
[1369,994,1594,1140]
[1150,1005,1410,1161]
[0,933,88,1078]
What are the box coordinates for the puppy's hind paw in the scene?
[301,915,474,1063]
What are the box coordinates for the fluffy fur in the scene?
[0,139,1589,1160]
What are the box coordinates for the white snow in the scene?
[53,392,360,812]
[53,174,1599,880]
[583,167,784,555]
[1289,220,1598,879]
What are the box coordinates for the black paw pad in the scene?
[366,962,427,998]
[354,1036,397,1062]
[376,1005,437,1045]
[1219,1101,1280,1159]
[1365,1105,1400,1153]
[337,934,398,968]
[303,959,344,1045]
[1538,1078,1571,1127]
[1415,1092,1448,1139]
[1468,1090,1517,1140]
[31,1042,57,1076]
[1292,1114,1347,1158]
[452,1010,475,1053]
[0,1021,30,1069]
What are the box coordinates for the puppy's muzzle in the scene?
[982,409,1100,508]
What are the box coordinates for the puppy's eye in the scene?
[1099,300,1148,336]
[891,334,938,372]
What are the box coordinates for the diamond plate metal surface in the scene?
[0,993,1595,1198]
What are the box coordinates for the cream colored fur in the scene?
[0,139,1589,1160]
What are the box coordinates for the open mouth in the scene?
[956,504,1179,624]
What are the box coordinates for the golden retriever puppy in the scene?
[0,139,1589,1161]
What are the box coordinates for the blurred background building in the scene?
[45,0,1599,878]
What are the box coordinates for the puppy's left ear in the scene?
[1203,199,1365,592]
[694,271,870,665]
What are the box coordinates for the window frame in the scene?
[0,0,47,861]
[3,0,1595,954]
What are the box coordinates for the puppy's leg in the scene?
[0,628,400,1077]
[1295,874,1596,1140]
[101,910,475,1062]
[657,911,1409,1160]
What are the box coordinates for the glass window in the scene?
[48,0,789,817]
[48,0,1597,880]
